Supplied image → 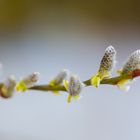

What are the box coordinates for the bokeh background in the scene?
[0,0,140,140]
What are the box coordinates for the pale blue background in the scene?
[0,1,140,140]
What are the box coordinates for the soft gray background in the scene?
[0,0,140,140]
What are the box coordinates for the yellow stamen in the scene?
[74,95,81,100]
[63,80,69,91]
[91,75,100,88]
[67,94,72,103]
[52,91,61,95]
[16,81,27,92]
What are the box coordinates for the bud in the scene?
[49,69,69,86]
[99,46,116,73]
[121,50,140,75]
[1,75,16,98]
[64,75,85,103]
[16,72,40,92]
[117,50,140,91]
[49,69,69,95]
[91,46,116,88]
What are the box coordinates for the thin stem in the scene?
[29,85,66,92]
[29,74,132,92]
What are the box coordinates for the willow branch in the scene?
[29,71,138,92]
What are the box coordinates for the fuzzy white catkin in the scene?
[1,75,16,98]
[23,72,40,88]
[99,46,116,73]
[51,69,69,85]
[68,75,84,97]
[122,50,140,74]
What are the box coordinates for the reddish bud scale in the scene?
[132,69,140,78]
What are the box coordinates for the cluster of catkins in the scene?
[0,46,140,103]
[91,46,140,91]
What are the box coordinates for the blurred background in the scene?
[0,0,140,140]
